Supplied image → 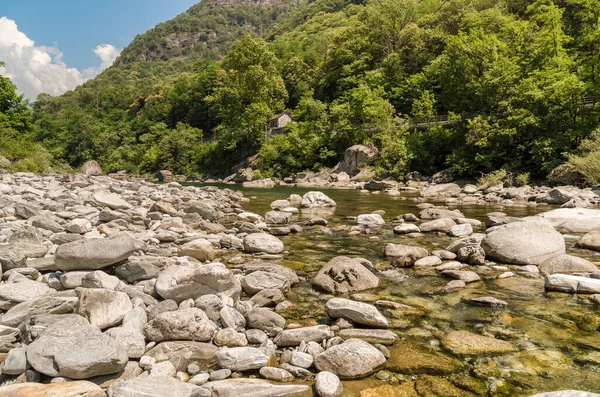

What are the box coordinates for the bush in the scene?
[477,169,507,187]
[515,172,530,187]
[567,128,600,185]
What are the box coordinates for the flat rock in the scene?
[386,340,465,375]
[145,341,217,368]
[93,190,132,210]
[214,347,269,371]
[1,296,77,327]
[440,330,516,355]
[538,208,600,233]
[314,338,386,379]
[528,392,600,397]
[325,298,388,328]
[26,316,128,379]
[539,254,597,275]
[54,233,139,271]
[0,381,106,397]
[202,378,309,397]
[110,375,210,397]
[440,270,481,283]
[0,280,56,308]
[419,218,456,233]
[273,325,333,347]
[242,271,290,295]
[481,219,565,265]
[469,297,508,307]
[544,274,600,294]
[338,328,397,345]
[312,256,379,294]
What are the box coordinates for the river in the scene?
[197,183,600,396]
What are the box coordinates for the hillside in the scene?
[24,0,600,183]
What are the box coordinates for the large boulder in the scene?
[325,298,388,328]
[481,219,565,265]
[421,183,461,198]
[539,254,597,275]
[154,263,240,303]
[93,190,132,210]
[26,316,127,379]
[537,208,600,233]
[338,143,379,176]
[54,234,139,271]
[145,308,217,342]
[355,214,385,227]
[243,233,284,254]
[110,375,210,397]
[80,160,103,176]
[312,256,379,294]
[301,191,337,208]
[314,338,386,379]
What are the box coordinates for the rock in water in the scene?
[325,298,388,328]
[539,254,597,275]
[480,219,565,265]
[301,191,337,208]
[315,371,343,397]
[314,338,386,379]
[537,208,600,233]
[440,330,516,356]
[312,256,379,294]
[243,233,284,254]
[110,375,211,397]
[26,316,127,379]
[544,274,600,294]
[576,231,600,252]
[527,392,600,397]
[54,233,139,271]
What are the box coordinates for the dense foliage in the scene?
[20,0,600,180]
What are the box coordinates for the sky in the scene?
[0,0,200,100]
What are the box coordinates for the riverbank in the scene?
[0,171,599,396]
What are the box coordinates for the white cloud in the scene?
[0,17,122,100]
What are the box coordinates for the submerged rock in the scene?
[440,330,516,356]
[314,338,386,379]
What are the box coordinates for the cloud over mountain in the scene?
[0,17,121,100]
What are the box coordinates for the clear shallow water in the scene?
[199,184,600,396]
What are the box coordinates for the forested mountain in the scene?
[4,0,600,182]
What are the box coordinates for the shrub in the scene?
[477,169,507,187]
[515,172,530,187]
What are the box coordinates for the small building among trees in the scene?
[266,112,293,138]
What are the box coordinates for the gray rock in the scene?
[289,351,313,368]
[214,347,269,371]
[314,338,386,379]
[469,297,508,307]
[312,256,379,294]
[231,261,299,285]
[0,280,56,309]
[265,210,292,225]
[544,274,600,294]
[243,233,284,254]
[538,208,600,233]
[66,218,93,234]
[440,270,481,283]
[250,288,285,307]
[81,270,121,290]
[421,184,461,198]
[356,214,385,227]
[80,160,103,176]
[76,288,132,329]
[527,391,600,397]
[315,371,343,397]
[393,224,420,234]
[301,191,336,208]
[419,218,457,233]
[93,190,132,210]
[105,327,146,359]
[384,244,428,267]
[338,144,379,176]
[210,368,232,381]
[1,296,77,327]
[539,254,597,275]
[194,294,224,322]
[242,271,290,295]
[214,327,248,347]
[145,308,216,342]
[26,316,127,379]
[259,366,294,382]
[337,329,397,345]
[414,256,442,267]
[481,219,565,265]
[219,305,246,331]
[179,239,215,262]
[110,375,210,397]
[2,346,28,375]
[325,298,388,328]
[576,231,600,252]
[448,223,473,237]
[54,233,139,271]
[202,378,309,397]
[246,307,286,334]
[273,325,333,347]
[154,263,239,303]
[0,381,106,397]
[184,201,218,222]
[145,342,217,368]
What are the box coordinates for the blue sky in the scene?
[0,0,200,99]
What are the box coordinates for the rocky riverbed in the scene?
[0,171,599,397]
